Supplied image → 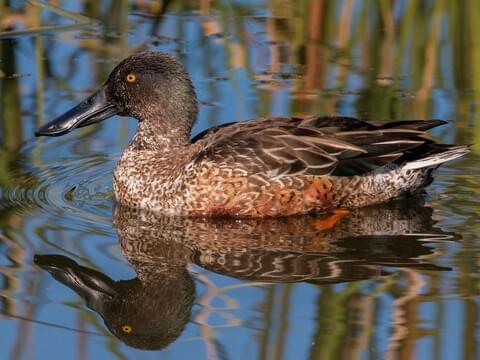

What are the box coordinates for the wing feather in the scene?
[193,116,448,177]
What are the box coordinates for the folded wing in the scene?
[193,116,450,177]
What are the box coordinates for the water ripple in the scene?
[0,150,117,226]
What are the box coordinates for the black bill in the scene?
[35,87,119,137]
[34,254,118,311]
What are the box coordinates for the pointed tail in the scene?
[403,145,470,170]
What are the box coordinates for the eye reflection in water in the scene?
[34,197,456,351]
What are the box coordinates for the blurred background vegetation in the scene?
[1,0,480,130]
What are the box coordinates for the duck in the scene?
[35,51,469,217]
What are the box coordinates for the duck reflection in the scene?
[34,198,457,350]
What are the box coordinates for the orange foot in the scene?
[312,208,350,231]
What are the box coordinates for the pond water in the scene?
[1,1,480,359]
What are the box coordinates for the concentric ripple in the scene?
[0,141,118,228]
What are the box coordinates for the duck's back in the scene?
[180,116,468,217]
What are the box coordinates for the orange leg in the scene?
[311,208,350,231]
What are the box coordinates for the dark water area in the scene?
[1,1,480,359]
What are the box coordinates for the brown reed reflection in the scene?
[2,0,479,145]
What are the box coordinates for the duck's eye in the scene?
[121,325,133,333]
[126,74,136,83]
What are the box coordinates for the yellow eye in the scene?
[126,74,136,83]
[122,325,133,333]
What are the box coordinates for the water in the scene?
[1,1,480,359]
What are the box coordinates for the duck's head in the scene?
[35,52,198,140]
[34,254,196,351]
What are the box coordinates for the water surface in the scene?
[1,1,480,359]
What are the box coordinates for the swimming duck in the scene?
[35,51,469,217]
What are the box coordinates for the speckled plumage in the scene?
[112,113,468,217]
[36,52,469,217]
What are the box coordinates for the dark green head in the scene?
[35,52,198,140]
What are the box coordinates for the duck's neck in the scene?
[129,116,192,151]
